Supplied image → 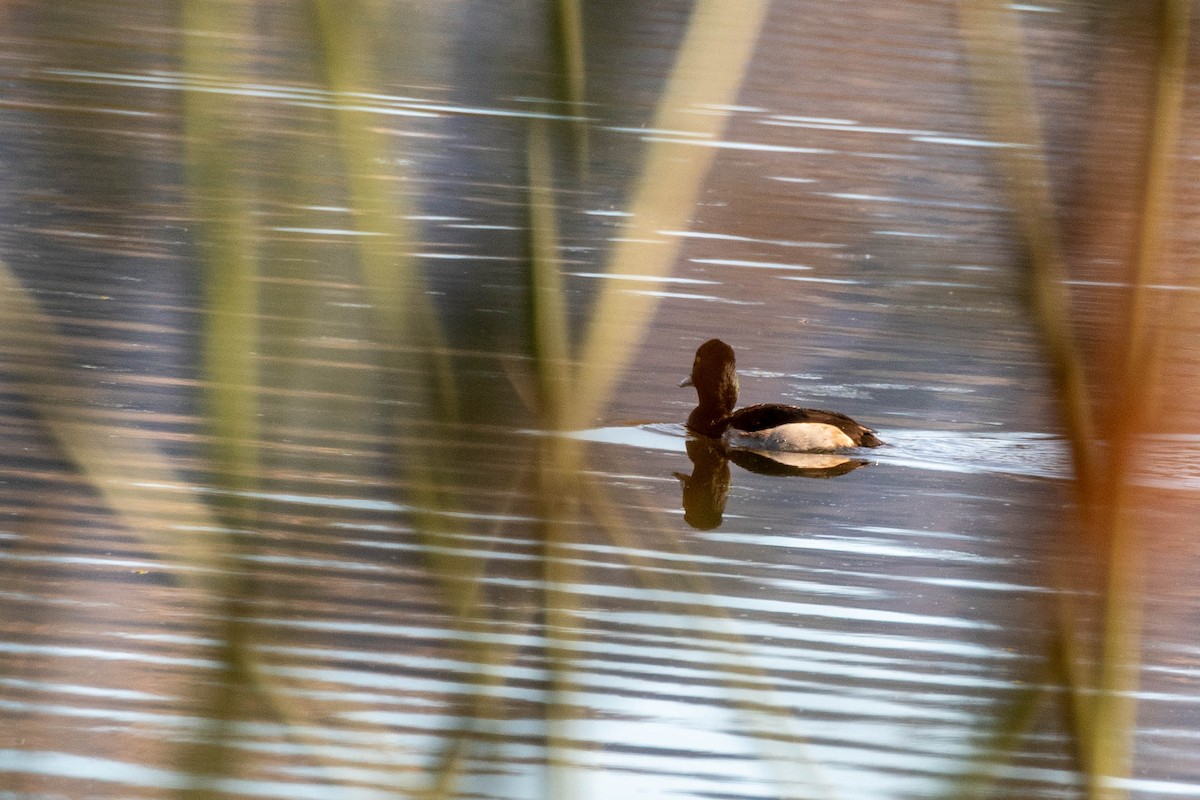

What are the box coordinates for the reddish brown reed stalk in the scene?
[957,2,1191,798]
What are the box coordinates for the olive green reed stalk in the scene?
[182,1,261,497]
[181,0,468,792]
[567,0,772,431]
[304,0,467,566]
[3,13,386,786]
[296,3,777,792]
[306,0,456,409]
[955,2,1190,798]
[526,121,834,799]
[0,262,308,795]
[0,263,229,584]
[520,1,844,796]
[180,0,366,791]
[526,120,584,800]
[179,0,257,788]
[465,0,775,778]
[952,14,1101,784]
[299,5,546,797]
[301,4,497,796]
[0,262,321,794]
[178,0,805,796]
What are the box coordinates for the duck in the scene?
[680,338,883,451]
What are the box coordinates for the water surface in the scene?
[2,3,1200,799]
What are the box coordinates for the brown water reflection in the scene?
[3,2,1200,799]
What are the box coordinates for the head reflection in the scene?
[674,437,868,529]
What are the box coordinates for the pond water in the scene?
[3,2,1200,799]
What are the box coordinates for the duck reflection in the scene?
[673,438,731,530]
[725,448,869,478]
[673,437,868,529]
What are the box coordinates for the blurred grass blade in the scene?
[525,115,590,798]
[1089,2,1190,796]
[1118,0,1189,392]
[181,0,260,498]
[570,0,771,428]
[526,119,573,430]
[0,262,227,589]
[180,1,263,787]
[955,0,1102,788]
[552,0,590,169]
[308,0,471,621]
[958,3,1190,798]
[948,664,1051,799]
[305,10,521,797]
[180,4,420,789]
[1,260,377,788]
[540,443,585,800]
[307,0,413,329]
[956,0,1097,492]
[307,0,459,422]
[543,4,775,785]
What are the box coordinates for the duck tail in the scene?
[859,430,884,448]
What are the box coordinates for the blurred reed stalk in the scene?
[305,0,469,572]
[525,117,584,799]
[956,0,1097,490]
[551,0,589,170]
[952,9,1100,788]
[526,122,833,798]
[956,1,1190,797]
[307,0,459,423]
[0,263,228,583]
[519,1,845,794]
[1087,1,1190,795]
[302,4,511,795]
[179,0,448,790]
[177,0,274,790]
[402,0,785,773]
[0,264,312,794]
[568,0,772,429]
[181,0,261,499]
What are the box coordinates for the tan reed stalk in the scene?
[569,0,772,429]
[1087,2,1189,797]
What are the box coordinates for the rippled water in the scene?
[3,3,1200,799]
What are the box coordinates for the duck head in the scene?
[680,338,739,435]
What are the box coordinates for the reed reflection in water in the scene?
[1,1,1199,799]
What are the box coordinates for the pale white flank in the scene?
[724,423,856,452]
